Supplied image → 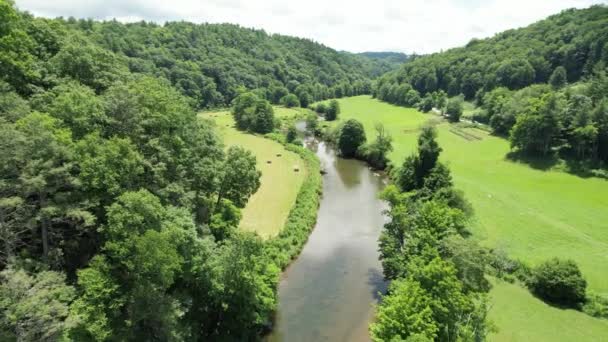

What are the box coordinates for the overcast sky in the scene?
[14,0,608,54]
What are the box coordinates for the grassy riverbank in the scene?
[201,109,306,237]
[321,95,608,339]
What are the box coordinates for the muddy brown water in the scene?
[267,137,388,342]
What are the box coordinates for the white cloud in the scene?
[14,0,608,53]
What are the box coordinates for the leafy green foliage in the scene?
[232,92,275,133]
[374,127,492,341]
[370,278,438,341]
[281,93,300,108]
[325,99,340,121]
[549,66,568,89]
[446,97,463,122]
[337,119,366,157]
[360,123,393,169]
[0,267,75,342]
[218,146,261,208]
[528,258,587,307]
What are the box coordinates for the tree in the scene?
[280,94,299,108]
[549,66,567,89]
[509,93,560,156]
[396,125,443,192]
[528,258,587,307]
[232,92,259,130]
[0,267,75,342]
[338,119,366,158]
[593,99,608,162]
[361,123,393,169]
[419,94,434,113]
[253,99,275,133]
[315,102,327,114]
[232,92,274,133]
[286,124,297,143]
[445,97,463,122]
[208,233,279,340]
[15,112,87,263]
[326,99,340,121]
[217,146,261,208]
[370,278,438,341]
[298,91,312,108]
[46,82,107,139]
[305,112,319,135]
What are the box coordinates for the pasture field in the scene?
[488,279,608,341]
[201,109,306,238]
[324,95,608,338]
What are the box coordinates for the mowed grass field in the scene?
[200,108,306,238]
[324,95,608,340]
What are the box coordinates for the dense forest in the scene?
[374,5,608,168]
[0,0,331,340]
[0,0,403,111]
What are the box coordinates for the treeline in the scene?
[373,5,608,166]
[370,126,492,341]
[1,0,405,111]
[0,0,324,340]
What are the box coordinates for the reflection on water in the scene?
[267,140,388,342]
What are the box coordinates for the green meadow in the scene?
[324,95,608,338]
[201,108,306,238]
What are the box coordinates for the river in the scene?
[267,136,388,342]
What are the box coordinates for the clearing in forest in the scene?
[201,109,306,238]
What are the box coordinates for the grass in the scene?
[201,109,306,238]
[488,279,608,341]
[323,95,608,339]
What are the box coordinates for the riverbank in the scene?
[267,138,387,341]
[203,110,308,237]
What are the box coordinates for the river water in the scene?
[267,137,388,342]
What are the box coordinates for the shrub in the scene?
[583,293,608,319]
[528,258,587,307]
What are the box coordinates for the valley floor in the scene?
[323,95,608,340]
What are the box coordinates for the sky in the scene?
[13,0,608,54]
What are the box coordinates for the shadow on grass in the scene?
[506,150,608,180]
[505,150,560,171]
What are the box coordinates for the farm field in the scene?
[324,95,608,338]
[201,109,306,238]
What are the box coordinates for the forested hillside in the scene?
[1,3,396,111]
[374,5,608,168]
[0,0,326,340]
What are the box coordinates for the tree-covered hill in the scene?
[375,5,608,101]
[374,5,608,168]
[2,5,394,110]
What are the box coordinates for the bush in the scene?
[583,293,608,319]
[528,258,587,307]
[281,94,300,108]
